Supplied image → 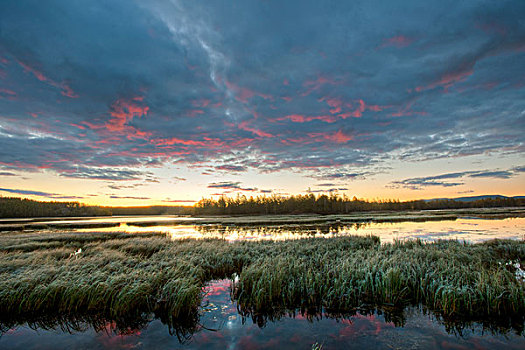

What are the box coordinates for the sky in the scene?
[0,0,524,206]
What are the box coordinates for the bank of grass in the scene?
[0,231,523,335]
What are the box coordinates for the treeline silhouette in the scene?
[0,197,192,218]
[110,206,193,216]
[0,197,111,218]
[195,194,525,215]
[1,195,523,218]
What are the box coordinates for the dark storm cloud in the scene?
[390,166,525,190]
[0,0,524,179]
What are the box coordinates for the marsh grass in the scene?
[0,231,523,337]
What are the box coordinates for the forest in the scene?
[0,197,111,218]
[0,197,193,218]
[194,194,525,215]
[0,195,523,218]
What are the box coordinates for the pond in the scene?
[73,216,525,244]
[1,279,523,349]
[1,208,523,244]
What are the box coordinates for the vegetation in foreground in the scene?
[0,231,523,338]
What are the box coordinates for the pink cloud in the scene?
[415,67,474,93]
[308,130,353,143]
[380,35,413,48]
[153,137,206,146]
[276,114,337,123]
[106,98,150,135]
[301,75,338,96]
[323,97,342,114]
[69,123,86,130]
[238,121,273,138]
[80,97,152,142]
[230,137,255,147]
[191,99,210,107]
[151,135,224,149]
[186,109,204,117]
[225,81,272,103]
[320,98,387,119]
[0,88,16,100]
[390,100,427,117]
[16,59,78,98]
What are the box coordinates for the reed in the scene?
[0,231,523,333]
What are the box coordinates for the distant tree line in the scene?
[0,197,193,218]
[0,197,111,218]
[195,193,525,216]
[110,206,193,216]
[1,195,523,218]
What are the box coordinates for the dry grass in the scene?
[0,231,523,337]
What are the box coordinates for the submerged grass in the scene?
[0,231,523,335]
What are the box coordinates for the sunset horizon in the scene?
[1,2,525,347]
[1,1,524,206]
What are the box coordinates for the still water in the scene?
[1,279,524,350]
[1,213,524,348]
[71,217,525,243]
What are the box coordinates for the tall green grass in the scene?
[0,231,523,336]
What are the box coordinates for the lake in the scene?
[1,278,523,350]
[1,207,524,244]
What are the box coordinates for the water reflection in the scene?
[74,217,525,243]
[1,280,523,350]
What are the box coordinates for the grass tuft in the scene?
[0,231,523,336]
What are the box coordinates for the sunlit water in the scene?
[1,280,523,350]
[68,217,525,244]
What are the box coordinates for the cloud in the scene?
[307,187,348,193]
[207,181,241,189]
[214,165,248,172]
[207,181,259,192]
[380,35,413,48]
[311,170,375,181]
[467,170,514,179]
[390,166,525,190]
[60,167,154,181]
[0,0,523,184]
[390,179,465,190]
[107,183,143,190]
[109,195,151,200]
[0,187,83,199]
